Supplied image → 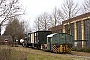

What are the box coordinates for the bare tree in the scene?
[52,7,58,26]
[0,0,24,35]
[34,12,51,31]
[23,20,32,33]
[61,0,80,20]
[50,7,63,27]
[82,0,90,13]
[33,17,41,31]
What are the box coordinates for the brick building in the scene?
[48,12,90,48]
[48,25,62,33]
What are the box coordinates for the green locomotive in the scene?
[46,33,73,53]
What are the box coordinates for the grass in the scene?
[27,52,89,60]
[28,53,64,60]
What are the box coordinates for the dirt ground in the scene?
[0,45,90,60]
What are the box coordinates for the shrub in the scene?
[73,48,90,53]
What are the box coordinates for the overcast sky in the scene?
[19,0,83,27]
[20,0,64,26]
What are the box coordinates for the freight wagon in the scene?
[23,31,52,49]
[34,31,52,49]
[23,33,31,47]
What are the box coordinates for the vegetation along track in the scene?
[0,45,90,60]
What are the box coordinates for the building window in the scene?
[70,23,74,38]
[84,19,90,41]
[65,25,70,34]
[77,21,82,40]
